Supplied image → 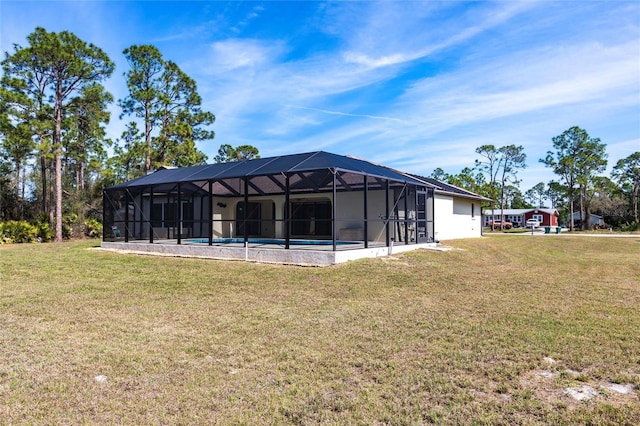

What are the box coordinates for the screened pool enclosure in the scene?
[103,151,435,252]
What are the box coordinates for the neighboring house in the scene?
[571,212,605,228]
[483,208,559,228]
[102,151,490,264]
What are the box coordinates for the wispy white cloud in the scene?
[189,1,552,149]
[395,40,639,137]
[203,38,286,73]
[230,4,265,34]
[339,1,536,70]
[284,105,407,123]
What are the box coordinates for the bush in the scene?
[63,213,79,239]
[0,217,101,243]
[620,221,639,232]
[84,218,102,238]
[0,221,39,243]
[34,220,54,242]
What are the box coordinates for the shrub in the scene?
[63,213,79,239]
[84,218,102,238]
[0,221,39,243]
[34,220,54,242]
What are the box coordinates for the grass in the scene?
[1,235,639,424]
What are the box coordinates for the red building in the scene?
[483,208,559,228]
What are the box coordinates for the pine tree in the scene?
[1,27,114,241]
[119,45,214,171]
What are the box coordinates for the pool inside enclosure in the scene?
[103,152,436,251]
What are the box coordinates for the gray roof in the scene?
[108,151,428,191]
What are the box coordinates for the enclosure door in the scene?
[290,200,332,237]
[416,191,429,243]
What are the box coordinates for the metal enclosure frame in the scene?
[103,151,437,251]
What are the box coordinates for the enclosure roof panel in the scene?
[107,151,428,189]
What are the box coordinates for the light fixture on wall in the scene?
[217,202,227,208]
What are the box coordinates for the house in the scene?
[483,208,559,228]
[571,212,605,228]
[102,151,489,265]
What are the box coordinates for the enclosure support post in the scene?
[124,190,130,243]
[285,174,290,249]
[196,195,201,237]
[102,191,106,242]
[177,183,182,245]
[415,187,419,242]
[332,171,337,252]
[243,177,249,244]
[208,180,213,246]
[138,190,143,240]
[149,185,154,244]
[429,188,435,241]
[363,175,369,248]
[385,180,390,247]
[404,185,409,244]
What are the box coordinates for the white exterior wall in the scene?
[336,190,388,242]
[128,189,480,243]
[211,190,391,242]
[433,194,482,240]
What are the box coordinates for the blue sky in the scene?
[1,1,638,191]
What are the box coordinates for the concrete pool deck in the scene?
[100,239,440,266]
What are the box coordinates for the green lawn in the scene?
[1,236,639,424]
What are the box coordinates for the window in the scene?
[150,202,193,228]
[291,200,332,237]
[508,215,521,224]
[151,203,163,227]
[164,203,177,228]
[182,202,194,225]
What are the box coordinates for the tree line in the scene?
[0,27,260,242]
[430,127,639,231]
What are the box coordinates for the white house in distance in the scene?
[102,151,490,265]
[483,208,559,228]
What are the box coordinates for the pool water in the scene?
[185,238,358,246]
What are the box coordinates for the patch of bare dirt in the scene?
[380,256,410,266]
[520,357,638,408]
